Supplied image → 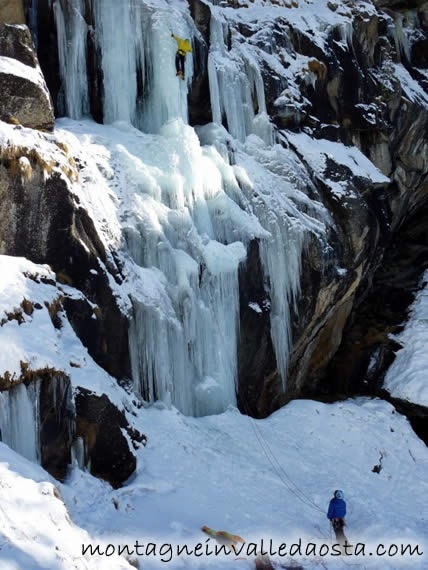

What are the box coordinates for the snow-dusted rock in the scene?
[0,23,54,130]
[0,121,130,381]
[0,255,144,486]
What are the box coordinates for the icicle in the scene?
[259,222,304,387]
[337,21,354,49]
[208,14,273,144]
[28,0,38,49]
[91,0,145,124]
[71,436,85,469]
[54,0,89,118]
[122,120,251,416]
[231,134,328,390]
[139,9,194,133]
[120,116,326,414]
[0,382,40,463]
[388,14,411,62]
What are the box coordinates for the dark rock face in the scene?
[85,0,104,124]
[0,148,131,380]
[230,1,428,414]
[237,240,277,418]
[39,373,75,481]
[188,0,212,126]
[385,394,428,446]
[325,202,428,398]
[32,0,62,116]
[0,22,36,66]
[0,23,54,130]
[75,388,146,488]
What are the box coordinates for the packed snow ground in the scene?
[384,271,428,407]
[1,398,427,569]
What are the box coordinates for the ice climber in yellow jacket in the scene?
[171,33,192,79]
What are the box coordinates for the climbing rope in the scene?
[208,277,326,517]
[239,390,325,516]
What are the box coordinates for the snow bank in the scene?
[0,443,132,569]
[54,397,428,570]
[384,271,428,407]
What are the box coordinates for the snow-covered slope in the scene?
[0,255,130,406]
[0,443,132,570]
[2,397,427,569]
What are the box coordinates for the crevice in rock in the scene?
[324,201,428,397]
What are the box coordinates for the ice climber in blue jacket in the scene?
[327,490,348,545]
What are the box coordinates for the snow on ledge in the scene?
[0,55,50,96]
[286,131,390,199]
[0,255,130,411]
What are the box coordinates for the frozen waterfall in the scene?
[55,0,90,118]
[208,14,274,145]
[50,0,326,416]
[54,0,194,130]
[122,120,249,416]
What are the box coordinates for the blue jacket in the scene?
[327,498,346,519]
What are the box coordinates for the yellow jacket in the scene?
[172,34,193,55]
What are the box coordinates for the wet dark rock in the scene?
[32,0,62,115]
[85,1,104,124]
[237,240,278,418]
[384,394,428,446]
